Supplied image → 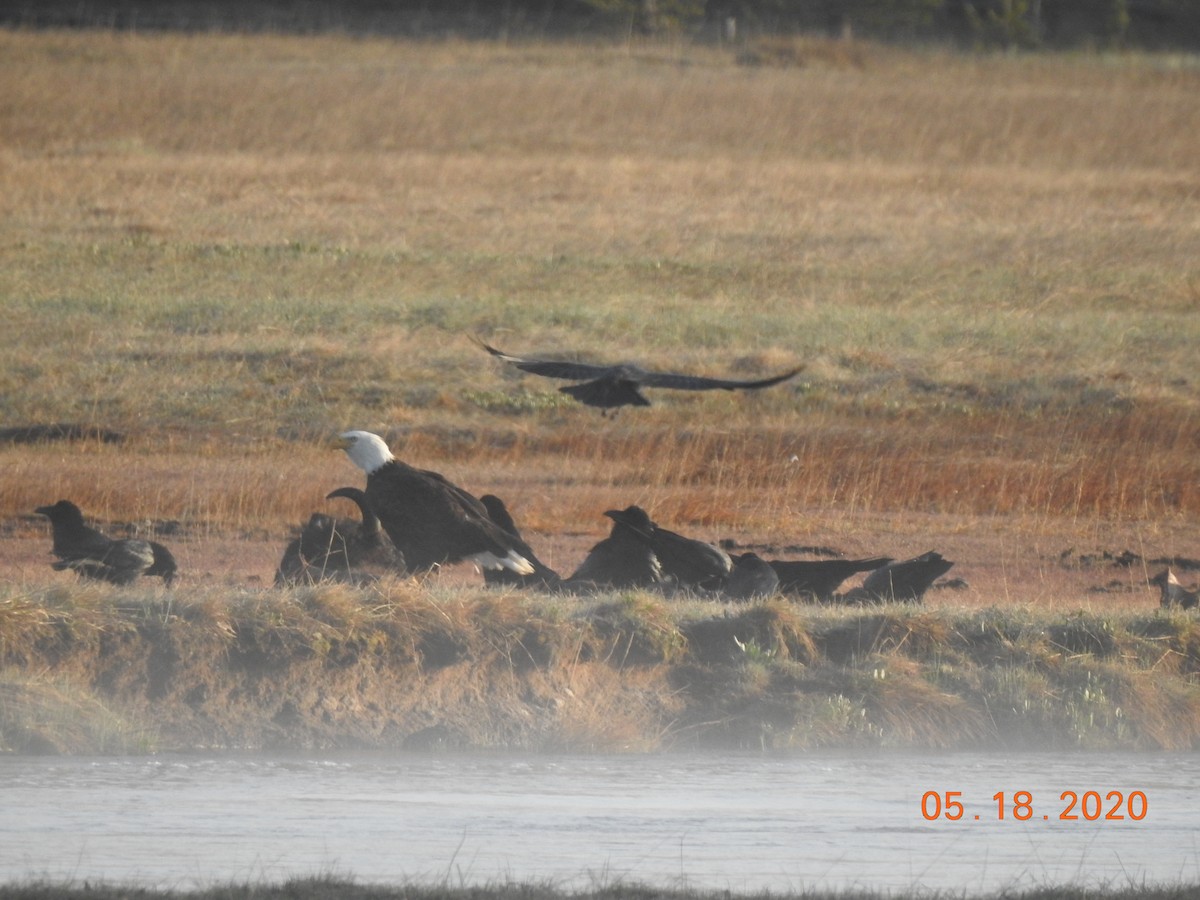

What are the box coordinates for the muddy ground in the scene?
[6,505,1197,609]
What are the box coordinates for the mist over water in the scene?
[3,752,1197,894]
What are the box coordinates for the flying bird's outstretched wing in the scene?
[638,368,804,392]
[474,336,802,410]
[474,339,616,382]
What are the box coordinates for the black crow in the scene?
[275,512,355,587]
[600,505,732,593]
[563,505,664,592]
[275,488,407,587]
[843,550,953,604]
[768,556,893,602]
[476,338,802,410]
[723,552,780,601]
[36,499,177,586]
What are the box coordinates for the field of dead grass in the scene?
[0,29,1198,604]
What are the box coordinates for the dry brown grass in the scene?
[0,30,1198,603]
[6,580,1199,754]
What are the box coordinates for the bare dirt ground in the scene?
[8,504,1197,614]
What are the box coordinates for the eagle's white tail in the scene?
[471,550,535,575]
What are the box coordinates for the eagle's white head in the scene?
[335,430,395,475]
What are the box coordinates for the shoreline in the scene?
[3,581,1198,756]
[4,875,1200,900]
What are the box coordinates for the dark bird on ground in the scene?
[563,505,664,592]
[768,556,893,602]
[594,504,730,593]
[723,552,780,601]
[648,517,733,594]
[843,550,953,604]
[274,487,406,587]
[335,431,533,576]
[478,494,562,590]
[475,338,803,411]
[1150,568,1199,610]
[35,499,177,586]
[326,487,408,573]
[274,512,353,587]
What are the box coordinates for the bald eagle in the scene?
[36,499,177,586]
[335,430,534,575]
[475,338,803,410]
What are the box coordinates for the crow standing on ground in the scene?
[592,504,731,593]
[646,517,733,593]
[723,552,781,601]
[564,506,664,591]
[843,550,953,604]
[36,499,177,586]
[274,487,406,587]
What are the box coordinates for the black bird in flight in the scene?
[475,338,803,410]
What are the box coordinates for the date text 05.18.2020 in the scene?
[921,790,1148,822]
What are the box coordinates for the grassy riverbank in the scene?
[2,580,1198,754]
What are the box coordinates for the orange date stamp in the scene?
[921,790,1148,822]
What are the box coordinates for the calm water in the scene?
[2,752,1197,894]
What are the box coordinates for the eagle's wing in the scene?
[474,338,616,381]
[638,366,804,392]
